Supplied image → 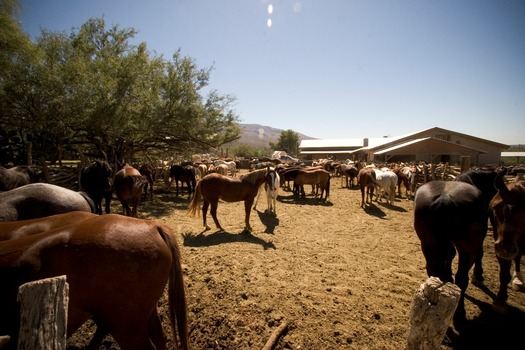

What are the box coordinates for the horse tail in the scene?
[79,191,96,213]
[187,180,202,217]
[157,224,189,350]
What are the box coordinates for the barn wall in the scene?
[448,135,503,165]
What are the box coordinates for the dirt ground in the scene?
[68,169,525,350]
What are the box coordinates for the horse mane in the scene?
[240,168,267,185]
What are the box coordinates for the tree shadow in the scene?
[140,192,191,218]
[182,229,276,250]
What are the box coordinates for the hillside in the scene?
[226,123,316,149]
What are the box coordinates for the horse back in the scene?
[295,169,330,186]
[414,181,486,243]
[0,183,94,221]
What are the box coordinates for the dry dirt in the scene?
[68,170,525,350]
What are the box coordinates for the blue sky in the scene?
[17,0,525,145]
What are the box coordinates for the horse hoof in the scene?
[204,225,211,231]
[470,275,485,286]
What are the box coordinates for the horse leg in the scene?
[104,190,112,214]
[454,248,476,322]
[209,200,223,231]
[471,244,486,285]
[202,199,212,230]
[494,255,513,311]
[511,255,524,291]
[244,199,254,232]
[253,187,262,211]
[147,309,168,350]
[131,199,140,218]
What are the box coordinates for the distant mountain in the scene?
[226,123,316,149]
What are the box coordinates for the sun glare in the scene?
[267,18,272,28]
[268,4,273,15]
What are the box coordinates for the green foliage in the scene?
[0,12,241,165]
[229,143,269,158]
[269,129,300,156]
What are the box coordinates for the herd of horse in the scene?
[0,158,524,348]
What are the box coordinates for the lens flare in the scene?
[267,18,272,28]
[268,4,273,15]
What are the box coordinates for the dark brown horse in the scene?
[80,160,114,214]
[413,169,506,323]
[0,165,35,191]
[490,179,525,312]
[168,165,197,198]
[0,213,188,350]
[0,183,94,221]
[187,168,273,232]
[139,163,156,200]
[357,167,377,208]
[114,164,149,217]
[414,181,485,322]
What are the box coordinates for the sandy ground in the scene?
[68,169,525,349]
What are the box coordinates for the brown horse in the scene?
[0,213,188,350]
[293,168,331,201]
[357,167,377,208]
[114,164,149,217]
[490,179,525,312]
[139,163,156,200]
[187,168,273,232]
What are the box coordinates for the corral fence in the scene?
[0,276,68,350]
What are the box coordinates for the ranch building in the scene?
[298,126,508,166]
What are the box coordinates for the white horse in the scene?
[194,163,208,180]
[253,167,280,216]
[373,169,398,205]
[215,163,229,175]
[213,160,237,176]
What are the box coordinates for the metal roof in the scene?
[501,152,525,157]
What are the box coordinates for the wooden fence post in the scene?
[17,276,69,350]
[406,277,461,350]
[460,156,470,173]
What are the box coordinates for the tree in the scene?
[0,13,241,165]
[0,0,39,164]
[270,129,300,156]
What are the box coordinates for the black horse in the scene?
[80,160,114,214]
[168,165,196,198]
[414,168,506,322]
